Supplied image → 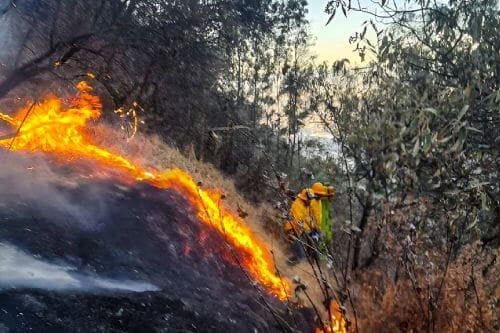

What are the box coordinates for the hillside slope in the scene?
[0,152,313,332]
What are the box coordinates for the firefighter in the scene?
[284,181,336,264]
[311,182,335,249]
[284,188,317,264]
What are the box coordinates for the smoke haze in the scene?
[0,150,110,229]
[0,242,159,292]
[0,151,159,294]
[0,5,20,73]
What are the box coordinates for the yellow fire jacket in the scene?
[285,191,321,235]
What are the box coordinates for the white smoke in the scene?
[0,151,108,229]
[0,243,159,293]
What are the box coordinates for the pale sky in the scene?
[303,1,376,139]
[307,1,375,65]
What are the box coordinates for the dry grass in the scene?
[351,245,499,332]
[345,201,500,333]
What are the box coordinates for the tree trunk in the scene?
[352,193,373,270]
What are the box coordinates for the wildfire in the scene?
[0,82,290,300]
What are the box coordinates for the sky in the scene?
[307,1,374,65]
[302,2,376,139]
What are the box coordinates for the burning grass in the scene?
[0,82,290,300]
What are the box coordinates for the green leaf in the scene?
[466,126,483,134]
[423,133,432,153]
[463,85,472,100]
[457,105,469,121]
[450,127,467,152]
[457,127,467,146]
[465,216,478,231]
[481,192,489,210]
[412,137,420,157]
[439,135,453,144]
[423,107,438,115]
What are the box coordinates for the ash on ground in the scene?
[0,152,313,332]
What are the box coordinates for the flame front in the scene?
[0,82,290,300]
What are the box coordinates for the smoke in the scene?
[0,242,159,292]
[0,150,109,229]
[0,152,158,293]
[0,0,13,14]
[0,3,19,73]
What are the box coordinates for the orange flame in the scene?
[315,300,347,333]
[0,82,290,300]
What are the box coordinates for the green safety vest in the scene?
[321,199,332,245]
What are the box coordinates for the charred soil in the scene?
[0,157,313,332]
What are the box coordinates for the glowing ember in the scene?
[0,82,290,300]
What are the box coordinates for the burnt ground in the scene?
[0,153,314,333]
